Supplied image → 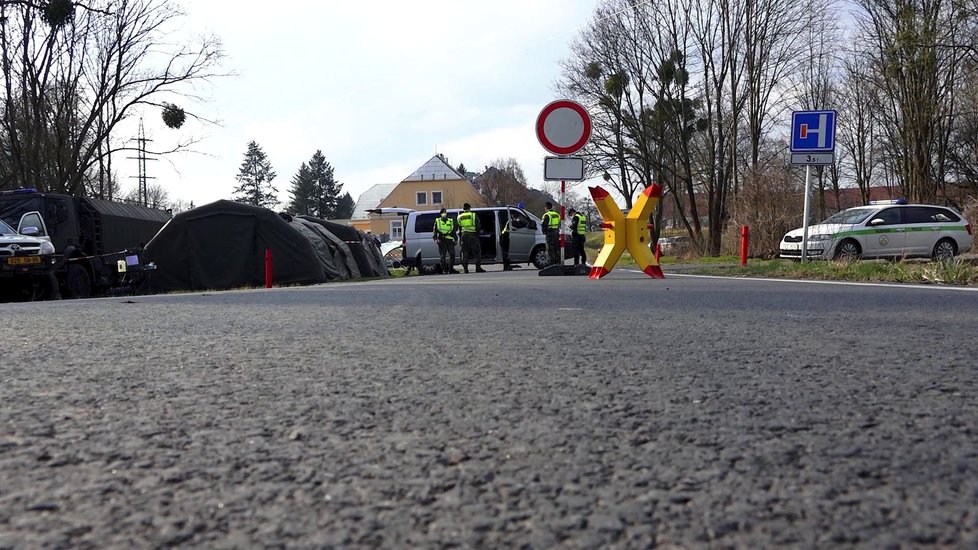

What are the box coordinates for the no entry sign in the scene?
[536,100,591,155]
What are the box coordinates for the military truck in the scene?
[0,189,171,299]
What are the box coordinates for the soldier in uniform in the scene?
[500,212,514,271]
[457,203,486,273]
[432,208,457,274]
[568,207,588,266]
[541,201,561,265]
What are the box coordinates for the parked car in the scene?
[779,200,973,261]
[369,206,550,273]
[0,217,59,299]
[657,235,690,255]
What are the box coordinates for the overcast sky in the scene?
[125,0,600,209]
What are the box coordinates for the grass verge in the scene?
[685,259,978,286]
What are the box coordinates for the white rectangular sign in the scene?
[791,152,834,166]
[544,156,585,181]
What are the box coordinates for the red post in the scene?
[655,244,662,262]
[740,225,749,266]
[265,248,273,288]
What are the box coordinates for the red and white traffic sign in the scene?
[536,99,591,155]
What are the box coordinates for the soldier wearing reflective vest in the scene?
[541,201,561,265]
[568,207,588,266]
[432,208,457,274]
[457,203,486,273]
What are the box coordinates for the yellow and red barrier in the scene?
[588,184,664,279]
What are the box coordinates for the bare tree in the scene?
[121,182,168,209]
[788,3,841,220]
[853,0,973,204]
[0,0,223,195]
[475,158,528,206]
[837,55,882,205]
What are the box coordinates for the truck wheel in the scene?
[65,264,92,299]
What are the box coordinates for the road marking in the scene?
[558,307,582,311]
[664,273,978,293]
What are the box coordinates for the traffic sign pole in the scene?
[559,179,566,265]
[802,166,812,262]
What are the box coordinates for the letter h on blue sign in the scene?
[791,110,836,152]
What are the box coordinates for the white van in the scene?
[369,206,550,273]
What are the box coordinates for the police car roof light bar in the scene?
[869,198,907,205]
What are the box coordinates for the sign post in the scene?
[536,99,591,276]
[790,110,837,262]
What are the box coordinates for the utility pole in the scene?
[128,119,157,206]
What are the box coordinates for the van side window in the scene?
[509,209,534,230]
[414,213,437,233]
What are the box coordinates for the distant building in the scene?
[349,154,485,239]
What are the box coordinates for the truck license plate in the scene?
[7,256,41,265]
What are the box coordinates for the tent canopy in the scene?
[143,200,326,292]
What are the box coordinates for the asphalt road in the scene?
[1,267,977,548]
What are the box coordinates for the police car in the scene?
[780,200,973,261]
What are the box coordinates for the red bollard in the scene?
[655,244,662,262]
[265,248,273,288]
[740,225,749,266]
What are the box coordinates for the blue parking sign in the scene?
[791,110,837,152]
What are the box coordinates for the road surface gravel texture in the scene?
[1,268,977,548]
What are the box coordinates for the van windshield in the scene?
[0,219,17,235]
[821,208,874,225]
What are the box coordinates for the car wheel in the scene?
[65,263,92,299]
[834,239,861,261]
[531,246,550,269]
[932,238,957,261]
[420,263,438,275]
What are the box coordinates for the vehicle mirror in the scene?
[869,218,885,226]
[20,226,39,236]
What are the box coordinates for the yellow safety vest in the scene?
[435,217,455,239]
[544,210,560,230]
[458,211,477,233]
[573,213,587,235]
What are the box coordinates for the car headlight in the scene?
[39,241,55,255]
[806,234,832,242]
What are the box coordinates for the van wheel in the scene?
[420,264,438,275]
[932,238,957,261]
[834,239,861,261]
[65,263,92,299]
[531,246,550,269]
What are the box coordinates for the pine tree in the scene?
[335,192,355,219]
[286,150,345,218]
[308,150,343,218]
[232,141,279,207]
[286,162,316,215]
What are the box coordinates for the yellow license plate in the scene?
[7,256,41,265]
